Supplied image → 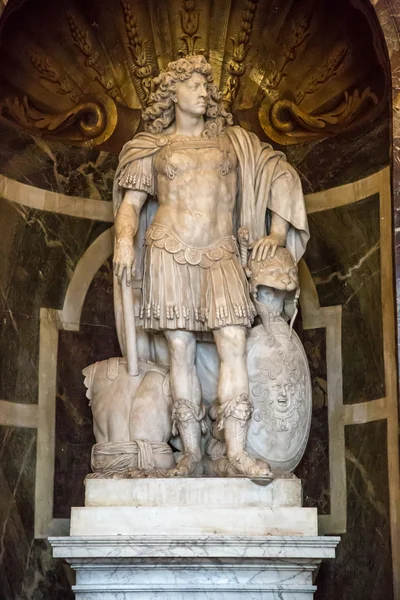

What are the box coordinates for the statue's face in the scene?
[269,373,295,414]
[174,72,208,117]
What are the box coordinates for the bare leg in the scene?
[164,330,204,476]
[213,326,273,477]
[214,325,248,404]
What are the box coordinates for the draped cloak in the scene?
[112,125,309,357]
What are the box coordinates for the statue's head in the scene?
[142,55,233,135]
[248,247,299,294]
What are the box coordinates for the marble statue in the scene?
[83,54,311,479]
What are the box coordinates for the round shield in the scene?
[246,318,312,472]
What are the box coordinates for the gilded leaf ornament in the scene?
[28,51,81,104]
[120,0,156,105]
[179,0,202,56]
[222,0,259,109]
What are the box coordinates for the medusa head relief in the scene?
[246,320,312,472]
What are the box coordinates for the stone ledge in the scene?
[50,534,339,559]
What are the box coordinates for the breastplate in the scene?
[154,133,236,180]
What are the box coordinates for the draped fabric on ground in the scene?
[91,440,174,474]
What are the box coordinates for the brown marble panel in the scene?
[0,123,118,201]
[0,199,110,404]
[238,107,390,195]
[280,111,390,195]
[0,426,73,600]
[315,419,393,600]
[295,324,330,515]
[305,195,384,404]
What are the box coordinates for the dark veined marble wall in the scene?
[0,1,399,599]
[316,420,393,600]
[306,195,384,405]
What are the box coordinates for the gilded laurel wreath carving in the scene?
[28,52,81,104]
[222,0,259,109]
[0,0,389,148]
[121,0,155,105]
[179,0,203,56]
[67,12,121,102]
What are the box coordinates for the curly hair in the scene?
[142,55,233,136]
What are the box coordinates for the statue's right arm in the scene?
[113,189,148,286]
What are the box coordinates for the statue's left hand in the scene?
[250,233,285,261]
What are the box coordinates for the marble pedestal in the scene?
[50,478,340,599]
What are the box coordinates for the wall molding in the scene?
[0,167,390,222]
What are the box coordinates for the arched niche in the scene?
[0,2,398,600]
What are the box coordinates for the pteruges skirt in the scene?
[140,224,256,332]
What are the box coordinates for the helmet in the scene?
[248,246,299,294]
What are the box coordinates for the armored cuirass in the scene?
[153,132,237,185]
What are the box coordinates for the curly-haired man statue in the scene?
[112,55,309,477]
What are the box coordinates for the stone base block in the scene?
[71,505,317,536]
[73,478,315,536]
[84,477,302,508]
[50,535,340,599]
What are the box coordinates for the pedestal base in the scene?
[71,477,317,537]
[50,534,340,599]
[52,478,339,598]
